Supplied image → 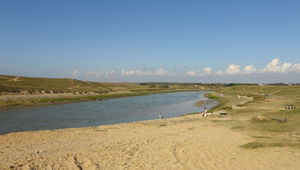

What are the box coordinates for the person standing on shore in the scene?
[202,107,208,117]
[159,113,163,119]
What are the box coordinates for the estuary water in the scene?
[0,91,217,134]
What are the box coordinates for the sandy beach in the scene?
[1,87,300,170]
[1,113,300,170]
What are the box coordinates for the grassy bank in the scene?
[205,84,300,149]
[0,75,222,109]
[30,90,199,105]
[1,89,208,109]
[204,92,221,112]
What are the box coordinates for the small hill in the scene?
[0,75,143,94]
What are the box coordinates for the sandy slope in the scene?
[1,114,300,170]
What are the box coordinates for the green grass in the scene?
[204,93,222,112]
[252,136,271,139]
[211,120,221,123]
[231,126,244,129]
[241,142,286,149]
[251,108,300,133]
[205,84,300,149]
[241,142,266,149]
[205,93,220,101]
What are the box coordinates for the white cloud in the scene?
[281,62,292,73]
[216,70,223,76]
[121,69,145,76]
[72,70,80,77]
[225,64,241,75]
[101,70,116,76]
[243,65,257,74]
[85,70,116,77]
[121,69,128,76]
[262,58,295,74]
[154,68,169,76]
[121,68,169,76]
[80,59,300,82]
[263,58,281,73]
[203,67,212,74]
[186,70,197,76]
[291,63,300,73]
[108,70,115,75]
[186,67,211,76]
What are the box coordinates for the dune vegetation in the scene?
[206,84,300,149]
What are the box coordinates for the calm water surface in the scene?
[0,91,217,134]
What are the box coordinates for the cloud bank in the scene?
[73,58,300,83]
[184,58,300,76]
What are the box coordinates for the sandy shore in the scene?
[1,113,300,170]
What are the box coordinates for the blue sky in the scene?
[0,0,300,83]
